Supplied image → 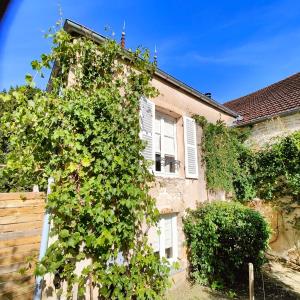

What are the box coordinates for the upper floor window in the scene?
[140,97,198,179]
[154,112,177,174]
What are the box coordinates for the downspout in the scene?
[33,177,54,300]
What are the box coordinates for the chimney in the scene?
[205,92,212,98]
[121,21,126,48]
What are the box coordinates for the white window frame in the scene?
[154,111,178,177]
[150,214,178,263]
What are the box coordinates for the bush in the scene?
[183,201,270,289]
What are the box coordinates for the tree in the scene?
[0,25,169,299]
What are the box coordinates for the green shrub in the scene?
[183,201,270,289]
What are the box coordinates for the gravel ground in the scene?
[165,280,230,300]
[165,262,300,300]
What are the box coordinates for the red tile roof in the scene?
[223,72,300,125]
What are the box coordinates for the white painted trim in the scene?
[153,172,180,179]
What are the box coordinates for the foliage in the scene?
[0,86,43,190]
[233,143,257,202]
[183,201,270,289]
[254,131,300,202]
[195,115,300,204]
[194,114,300,241]
[0,25,170,298]
[194,115,255,200]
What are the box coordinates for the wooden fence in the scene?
[0,192,46,300]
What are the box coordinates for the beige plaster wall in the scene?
[152,77,234,125]
[149,77,235,273]
[247,112,300,147]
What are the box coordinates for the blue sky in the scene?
[1,0,300,103]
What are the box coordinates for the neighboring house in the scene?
[224,73,300,261]
[224,72,300,145]
[61,20,238,283]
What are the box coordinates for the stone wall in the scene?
[247,112,300,146]
[150,177,198,272]
[246,112,300,264]
[249,200,300,265]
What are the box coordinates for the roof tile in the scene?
[224,72,300,125]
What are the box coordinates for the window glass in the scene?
[164,118,174,137]
[164,137,175,155]
[154,112,177,174]
[165,155,175,173]
[155,153,161,172]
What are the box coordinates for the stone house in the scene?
[224,72,300,263]
[61,19,238,283]
[224,72,300,146]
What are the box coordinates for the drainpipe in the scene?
[33,177,54,300]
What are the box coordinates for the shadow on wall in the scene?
[249,199,300,264]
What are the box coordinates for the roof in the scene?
[224,72,300,126]
[63,19,238,118]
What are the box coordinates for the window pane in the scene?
[165,247,173,259]
[155,153,161,172]
[154,111,177,175]
[165,155,175,173]
[164,136,175,155]
[164,118,175,137]
[164,216,173,248]
[155,116,161,134]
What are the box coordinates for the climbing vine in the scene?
[254,131,300,203]
[194,115,255,201]
[194,115,300,207]
[0,25,169,298]
[251,132,300,235]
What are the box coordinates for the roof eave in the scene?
[154,68,238,117]
[236,106,300,127]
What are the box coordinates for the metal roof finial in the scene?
[121,20,126,48]
[154,44,158,65]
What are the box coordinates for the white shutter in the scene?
[140,97,155,166]
[183,116,199,178]
[171,215,178,260]
[148,226,160,252]
[164,216,173,248]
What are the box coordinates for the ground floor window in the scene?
[148,214,178,262]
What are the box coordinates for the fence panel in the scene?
[0,192,45,300]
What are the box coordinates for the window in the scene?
[148,214,178,262]
[154,112,177,174]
